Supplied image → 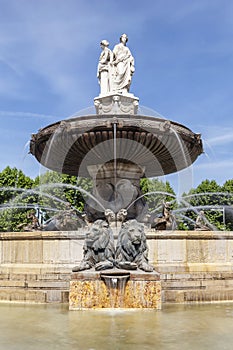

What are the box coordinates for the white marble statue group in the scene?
[97,34,135,95]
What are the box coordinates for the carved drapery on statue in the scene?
[97,34,135,96]
[97,40,113,95]
[112,34,135,93]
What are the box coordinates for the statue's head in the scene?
[120,219,145,245]
[85,219,111,246]
[120,33,128,43]
[100,39,109,47]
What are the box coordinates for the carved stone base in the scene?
[69,269,161,309]
[85,161,147,222]
[94,93,139,115]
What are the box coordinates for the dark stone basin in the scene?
[30,114,203,178]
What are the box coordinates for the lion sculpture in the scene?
[72,219,115,271]
[115,219,154,272]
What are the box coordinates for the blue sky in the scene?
[0,0,233,195]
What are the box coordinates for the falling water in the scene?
[101,272,130,308]
[39,182,106,211]
[113,122,117,189]
[170,126,191,170]
[126,191,177,212]
[0,183,106,232]
[113,121,117,226]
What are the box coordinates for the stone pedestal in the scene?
[94,93,139,115]
[69,269,161,310]
[85,161,147,221]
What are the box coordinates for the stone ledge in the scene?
[0,231,85,240]
[146,230,233,240]
[0,289,47,302]
[0,263,74,274]
[71,268,160,281]
[161,271,233,281]
[155,263,233,274]
[163,289,233,303]
[1,230,233,241]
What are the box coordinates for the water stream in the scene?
[1,182,232,232]
[101,273,130,308]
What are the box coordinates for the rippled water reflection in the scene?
[0,302,233,350]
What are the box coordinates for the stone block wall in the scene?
[0,230,233,304]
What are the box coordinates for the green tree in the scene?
[61,175,93,212]
[0,166,34,203]
[140,178,176,214]
[181,179,227,230]
[221,179,233,203]
[0,166,35,231]
[221,179,233,230]
[34,171,92,221]
[0,167,93,231]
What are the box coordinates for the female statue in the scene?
[97,40,113,95]
[112,34,135,93]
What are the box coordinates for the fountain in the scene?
[28,34,203,309]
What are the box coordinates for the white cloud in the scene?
[207,132,233,146]
[0,111,56,120]
[195,159,233,170]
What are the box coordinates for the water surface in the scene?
[0,302,232,350]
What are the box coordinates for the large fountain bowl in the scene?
[30,114,203,178]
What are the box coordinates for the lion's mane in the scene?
[115,219,150,268]
[82,219,115,267]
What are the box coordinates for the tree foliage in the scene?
[0,168,93,231]
[0,166,35,231]
[180,179,233,230]
[0,166,34,203]
[140,178,176,214]
[34,171,92,220]
[0,165,233,232]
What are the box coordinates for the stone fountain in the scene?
[30,34,203,309]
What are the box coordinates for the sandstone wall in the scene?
[0,230,233,303]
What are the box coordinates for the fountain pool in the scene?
[0,302,233,350]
